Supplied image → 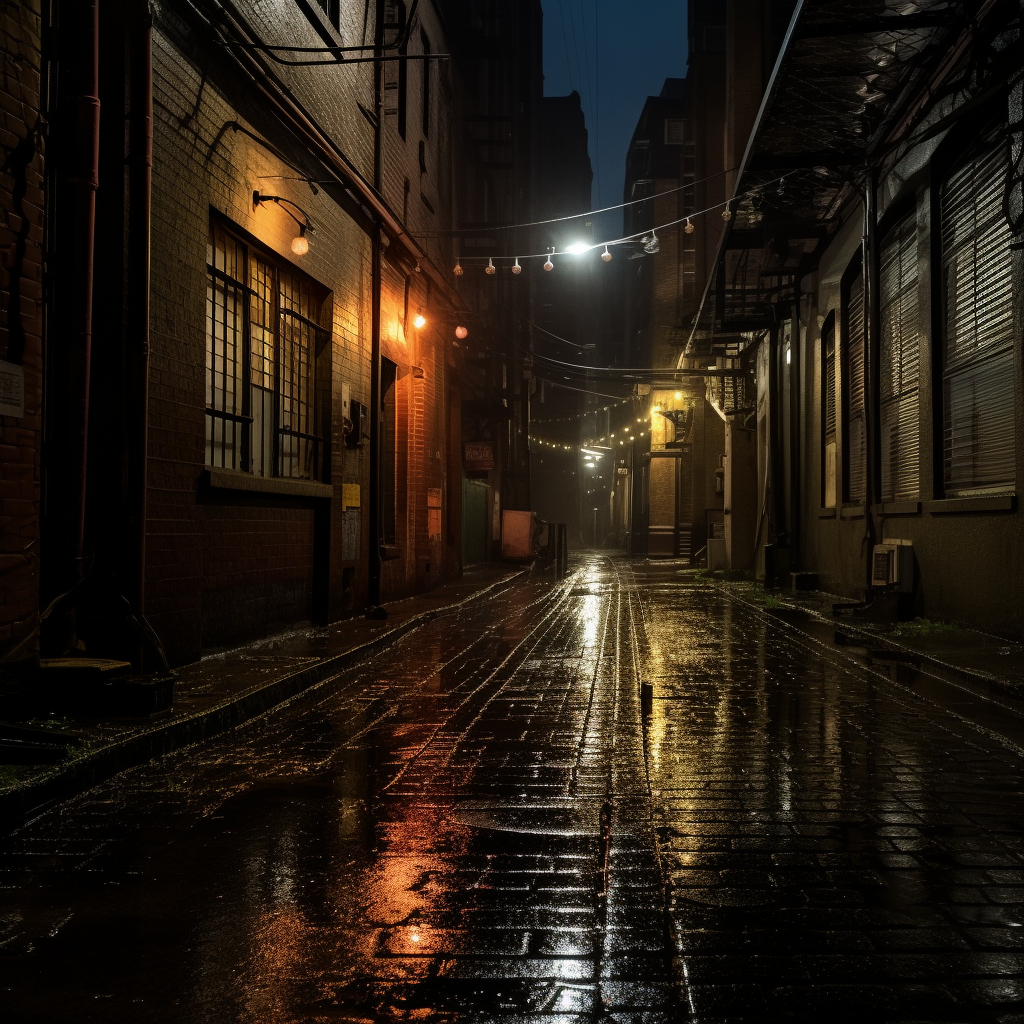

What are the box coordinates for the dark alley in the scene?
[3,557,1023,1022]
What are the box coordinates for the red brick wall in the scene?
[0,0,43,665]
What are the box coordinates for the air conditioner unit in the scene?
[871,541,914,592]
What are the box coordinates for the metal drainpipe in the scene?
[862,169,880,588]
[788,288,801,570]
[70,0,100,575]
[127,3,153,640]
[367,0,384,609]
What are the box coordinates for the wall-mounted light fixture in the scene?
[252,190,314,256]
[413,308,427,329]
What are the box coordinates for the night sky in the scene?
[540,0,689,237]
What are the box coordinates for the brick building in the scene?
[22,0,482,671]
[0,0,45,669]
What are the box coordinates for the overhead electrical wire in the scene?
[449,173,791,270]
[416,166,741,236]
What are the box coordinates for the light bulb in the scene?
[511,258,522,275]
[455,325,468,339]
[601,245,612,262]
[567,242,589,255]
[684,218,694,234]
[485,257,496,275]
[454,260,464,276]
[543,252,554,271]
[291,231,309,256]
[674,391,682,400]
[644,231,659,254]
[722,203,732,221]
[413,310,426,329]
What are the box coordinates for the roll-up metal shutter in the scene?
[879,214,920,502]
[941,135,1015,496]
[844,273,867,502]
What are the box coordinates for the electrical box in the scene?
[347,401,369,448]
[871,541,914,592]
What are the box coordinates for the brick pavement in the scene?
[1,555,1023,1022]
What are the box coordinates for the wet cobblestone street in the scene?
[2,556,1024,1022]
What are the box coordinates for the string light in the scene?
[445,173,790,275]
[455,325,468,339]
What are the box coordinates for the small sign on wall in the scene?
[464,442,494,470]
[0,360,24,418]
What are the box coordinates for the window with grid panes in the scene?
[879,212,920,502]
[941,131,1015,496]
[206,221,327,481]
[842,270,867,503]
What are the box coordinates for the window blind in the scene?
[941,136,1015,496]
[844,273,867,502]
[879,213,920,502]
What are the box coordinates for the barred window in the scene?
[843,270,867,503]
[879,212,920,502]
[206,221,327,480]
[941,133,1015,497]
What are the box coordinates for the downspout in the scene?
[127,3,153,643]
[367,0,384,610]
[788,289,801,569]
[70,0,100,575]
[862,169,880,590]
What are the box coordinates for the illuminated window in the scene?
[206,221,327,480]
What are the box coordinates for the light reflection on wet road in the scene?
[2,556,1023,1022]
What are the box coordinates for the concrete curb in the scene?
[0,569,529,833]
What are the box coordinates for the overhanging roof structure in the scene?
[683,0,1017,359]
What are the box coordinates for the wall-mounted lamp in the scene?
[413,309,427,329]
[253,190,314,256]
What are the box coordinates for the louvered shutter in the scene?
[879,214,920,502]
[941,136,1015,496]
[845,273,867,502]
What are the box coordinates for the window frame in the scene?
[841,255,867,505]
[877,206,922,503]
[936,127,1016,498]
[820,311,838,509]
[205,218,330,483]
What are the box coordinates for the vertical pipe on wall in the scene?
[127,1,152,627]
[367,0,385,609]
[70,0,100,575]
[862,169,880,586]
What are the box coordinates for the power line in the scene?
[415,166,740,236]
